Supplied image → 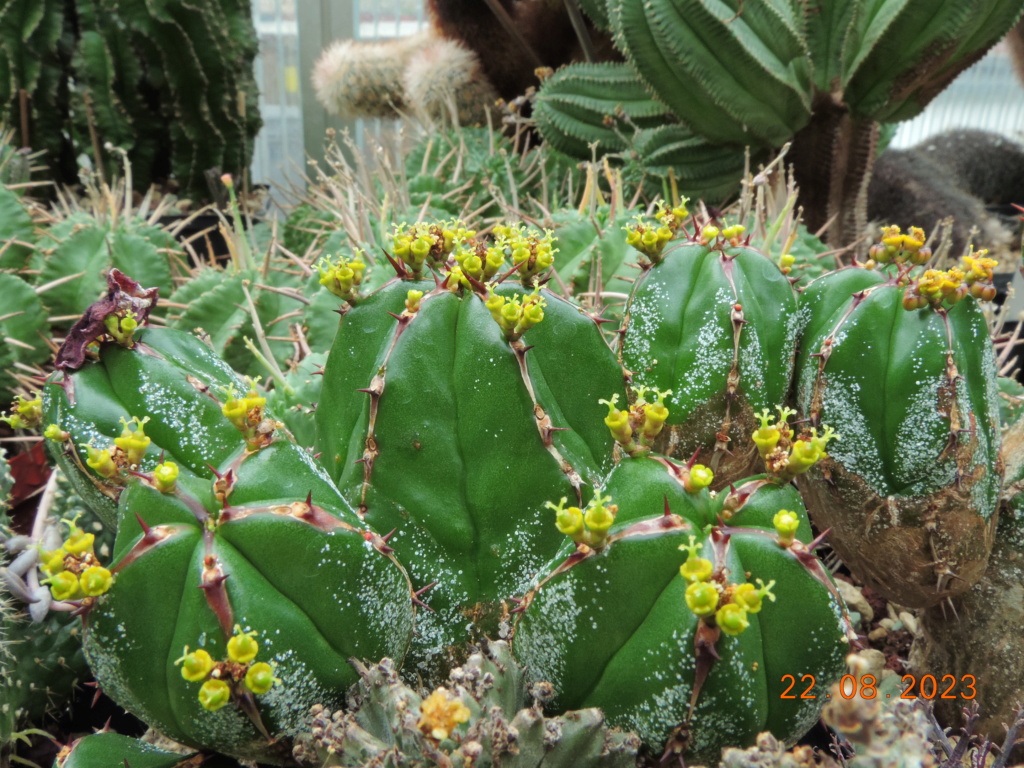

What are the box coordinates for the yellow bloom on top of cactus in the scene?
[653,198,689,230]
[962,250,997,284]
[113,416,151,467]
[784,425,838,476]
[624,214,673,263]
[153,461,180,493]
[63,513,95,555]
[546,497,585,539]
[716,602,750,636]
[198,678,231,712]
[752,408,782,458]
[440,222,475,252]
[685,581,719,616]
[778,254,796,275]
[875,225,931,266]
[445,264,471,293]
[678,535,713,583]
[455,247,484,280]
[721,224,746,243]
[732,578,776,614]
[40,547,66,575]
[583,493,617,537]
[317,253,366,300]
[44,423,70,442]
[84,442,118,479]
[699,225,720,244]
[773,510,800,547]
[487,290,546,339]
[599,393,633,447]
[47,570,81,601]
[245,662,278,695]
[634,385,672,444]
[1,393,42,430]
[684,464,714,493]
[104,310,140,345]
[79,566,113,597]
[176,647,215,682]
[227,626,260,664]
[418,687,471,741]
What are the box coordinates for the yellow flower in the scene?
[177,647,215,682]
[227,626,259,664]
[418,687,471,740]
[716,603,750,636]
[198,678,231,711]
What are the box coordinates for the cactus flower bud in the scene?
[684,464,714,493]
[546,498,584,540]
[44,423,69,441]
[752,408,781,459]
[599,394,633,447]
[732,578,776,613]
[198,678,231,711]
[715,603,750,636]
[1,394,42,430]
[582,494,616,539]
[84,443,118,479]
[47,571,81,601]
[40,548,66,575]
[63,516,95,555]
[678,536,713,582]
[177,647,215,682]
[227,626,259,664]
[153,461,180,493]
[773,510,800,546]
[114,416,151,467]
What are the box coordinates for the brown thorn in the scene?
[381,248,408,277]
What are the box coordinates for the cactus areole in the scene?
[41,273,415,762]
[314,223,625,670]
[795,237,1001,608]
[513,454,851,763]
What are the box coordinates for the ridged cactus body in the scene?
[795,244,1001,608]
[514,454,850,763]
[620,233,799,484]
[316,266,624,670]
[42,308,414,761]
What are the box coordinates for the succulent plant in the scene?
[0,272,50,396]
[513,418,851,764]
[314,221,625,673]
[54,731,239,768]
[794,228,1001,608]
[38,273,416,762]
[292,640,640,768]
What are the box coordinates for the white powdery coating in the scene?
[816,374,887,493]
[683,289,734,406]
[621,282,668,374]
[738,321,765,396]
[260,646,337,735]
[892,374,954,494]
[514,577,581,693]
[135,371,237,463]
[617,629,697,746]
[354,551,415,661]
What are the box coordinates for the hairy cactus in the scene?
[314,222,625,672]
[39,273,415,762]
[617,209,800,484]
[513,425,851,763]
[795,229,1001,608]
[539,0,1024,243]
[292,640,640,768]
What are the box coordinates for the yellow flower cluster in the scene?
[391,222,466,276]
[222,381,275,451]
[80,415,152,482]
[485,289,546,341]
[175,626,278,712]
[317,253,366,301]
[488,223,556,285]
[623,199,690,264]
[546,493,618,550]
[902,249,999,310]
[1,393,42,430]
[417,687,471,741]
[753,406,838,484]
[599,386,687,461]
[40,513,113,602]
[868,225,931,267]
[678,536,776,636]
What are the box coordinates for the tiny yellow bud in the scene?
[716,602,750,636]
[685,581,719,616]
[79,566,113,597]
[680,556,714,583]
[153,461,179,493]
[773,510,801,545]
[227,627,259,664]
[684,464,714,493]
[733,578,776,613]
[44,424,70,441]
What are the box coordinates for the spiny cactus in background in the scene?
[537,0,1024,244]
[313,31,500,127]
[292,641,640,768]
[314,220,626,674]
[617,206,800,484]
[0,0,261,200]
[795,228,1001,608]
[514,404,850,764]
[38,273,415,762]
[0,272,50,396]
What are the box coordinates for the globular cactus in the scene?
[513,405,851,764]
[794,228,1001,608]
[54,732,238,768]
[617,207,800,485]
[292,640,640,768]
[39,272,415,762]
[314,221,626,673]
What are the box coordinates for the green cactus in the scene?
[618,213,800,484]
[0,0,261,200]
[314,221,626,673]
[39,276,415,761]
[513,447,850,763]
[54,731,239,768]
[0,272,50,396]
[794,228,1001,608]
[540,0,1024,243]
[292,640,640,768]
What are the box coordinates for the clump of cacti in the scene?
[292,640,640,767]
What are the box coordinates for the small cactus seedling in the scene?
[315,220,626,674]
[513,402,851,763]
[795,227,1001,608]
[40,274,415,762]
[618,212,800,485]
